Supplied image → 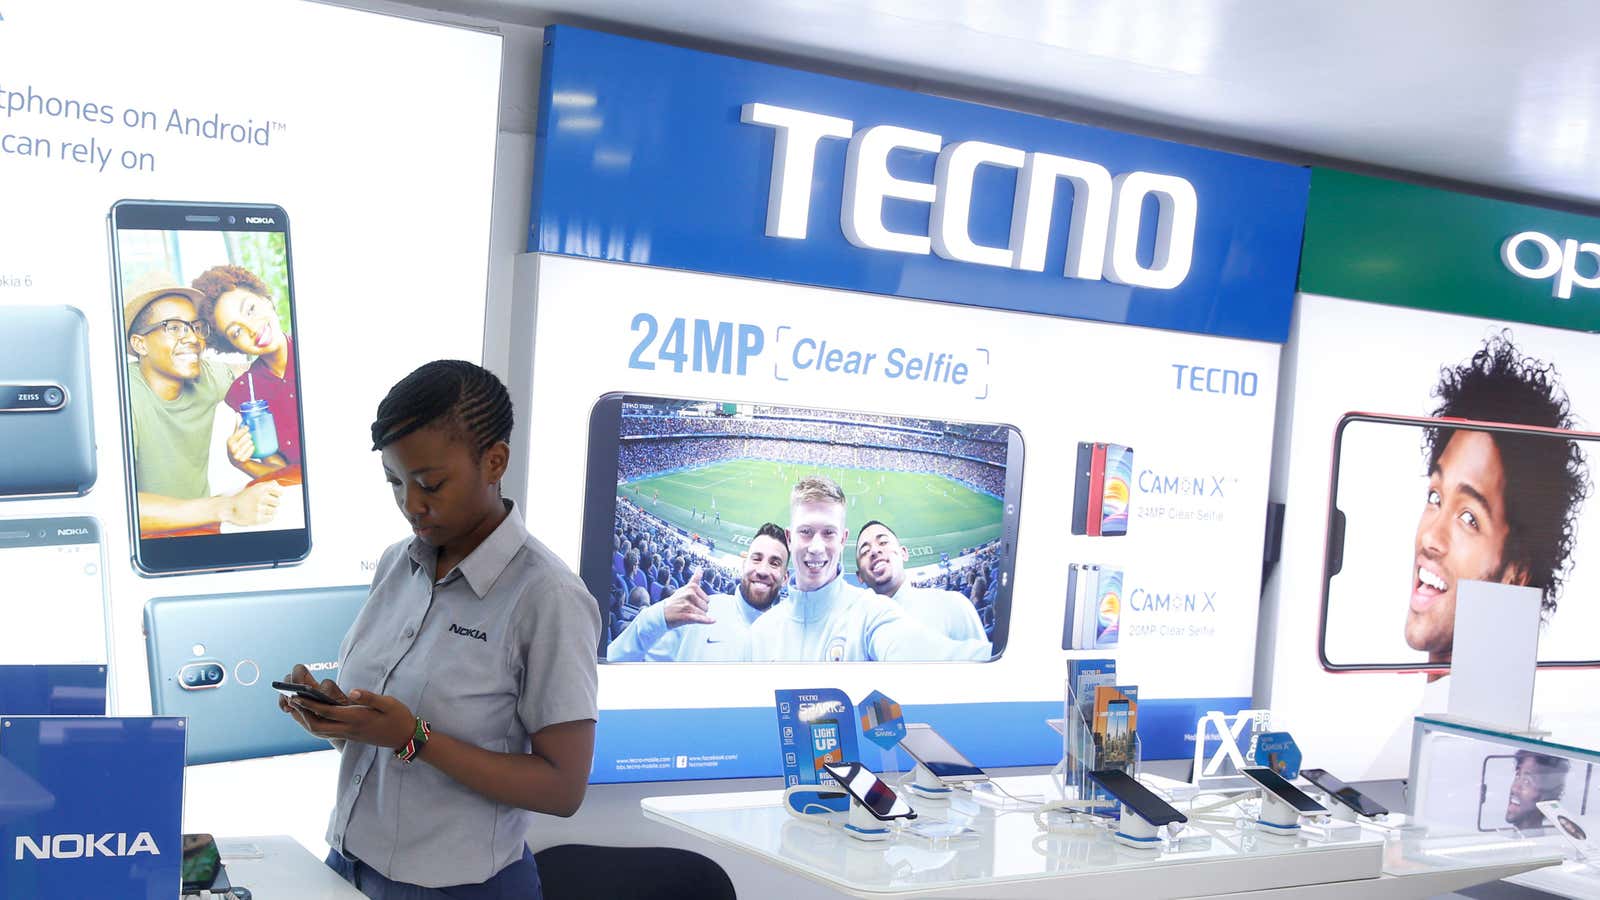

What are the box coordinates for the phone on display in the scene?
[181,833,222,892]
[270,680,344,706]
[1071,443,1097,536]
[581,392,1025,659]
[1063,563,1099,650]
[822,761,918,821]
[1299,767,1389,817]
[1242,766,1328,814]
[1320,413,1600,672]
[144,585,365,764]
[0,305,97,499]
[0,516,110,668]
[1086,769,1188,826]
[1086,443,1107,536]
[1100,443,1133,536]
[1094,568,1122,649]
[899,722,987,784]
[108,200,311,576]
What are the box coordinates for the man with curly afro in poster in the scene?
[1409,331,1591,667]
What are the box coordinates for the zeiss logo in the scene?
[1502,231,1600,299]
[15,832,160,860]
[742,102,1198,289]
[1128,589,1217,613]
[1172,364,1258,396]
[243,216,276,224]
[449,623,488,642]
[1138,470,1226,498]
[56,527,88,536]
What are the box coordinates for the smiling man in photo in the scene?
[1408,332,1590,667]
[124,271,283,535]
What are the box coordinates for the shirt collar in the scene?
[405,500,527,598]
[784,574,846,623]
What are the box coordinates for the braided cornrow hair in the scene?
[370,360,514,456]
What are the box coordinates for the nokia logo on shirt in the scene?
[15,832,159,860]
[449,623,488,642]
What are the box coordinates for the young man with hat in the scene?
[123,270,283,535]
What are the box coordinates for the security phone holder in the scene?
[781,784,893,843]
[906,763,953,801]
[1256,790,1306,835]
[1112,807,1164,850]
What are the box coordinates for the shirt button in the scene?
[403,627,415,639]
[353,774,362,785]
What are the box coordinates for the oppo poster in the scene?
[1268,169,1600,779]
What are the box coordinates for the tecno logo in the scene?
[1502,231,1600,299]
[15,832,160,860]
[742,103,1198,290]
[243,216,275,224]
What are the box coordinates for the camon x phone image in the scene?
[144,585,365,764]
[109,200,310,576]
[1320,413,1600,672]
[1072,441,1133,536]
[0,305,97,499]
[1063,563,1097,650]
[581,393,1025,660]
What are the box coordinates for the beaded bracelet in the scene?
[395,717,431,763]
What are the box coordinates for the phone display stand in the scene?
[843,799,893,842]
[1256,791,1305,835]
[781,784,894,843]
[1112,808,1163,850]
[1051,680,1140,815]
[907,762,952,801]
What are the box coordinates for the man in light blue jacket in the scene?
[746,476,990,662]
[606,523,789,662]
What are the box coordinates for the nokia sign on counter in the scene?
[520,27,1311,781]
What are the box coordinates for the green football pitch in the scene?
[619,458,1002,567]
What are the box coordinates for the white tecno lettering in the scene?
[739,103,853,240]
[742,102,1199,289]
[15,832,159,860]
[1502,230,1600,299]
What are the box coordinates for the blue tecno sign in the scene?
[530,27,1310,343]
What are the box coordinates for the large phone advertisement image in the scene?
[109,200,310,575]
[1321,414,1600,672]
[582,394,1023,662]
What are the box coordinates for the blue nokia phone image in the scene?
[0,305,97,499]
[144,585,365,764]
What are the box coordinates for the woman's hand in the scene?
[276,663,350,740]
[288,689,418,751]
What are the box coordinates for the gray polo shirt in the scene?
[325,502,601,887]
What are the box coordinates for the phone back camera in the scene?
[42,387,63,406]
[178,661,226,691]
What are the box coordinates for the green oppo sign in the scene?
[1300,168,1600,332]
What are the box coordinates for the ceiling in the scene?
[383,0,1600,212]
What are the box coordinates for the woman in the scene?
[191,265,300,475]
[279,360,601,899]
